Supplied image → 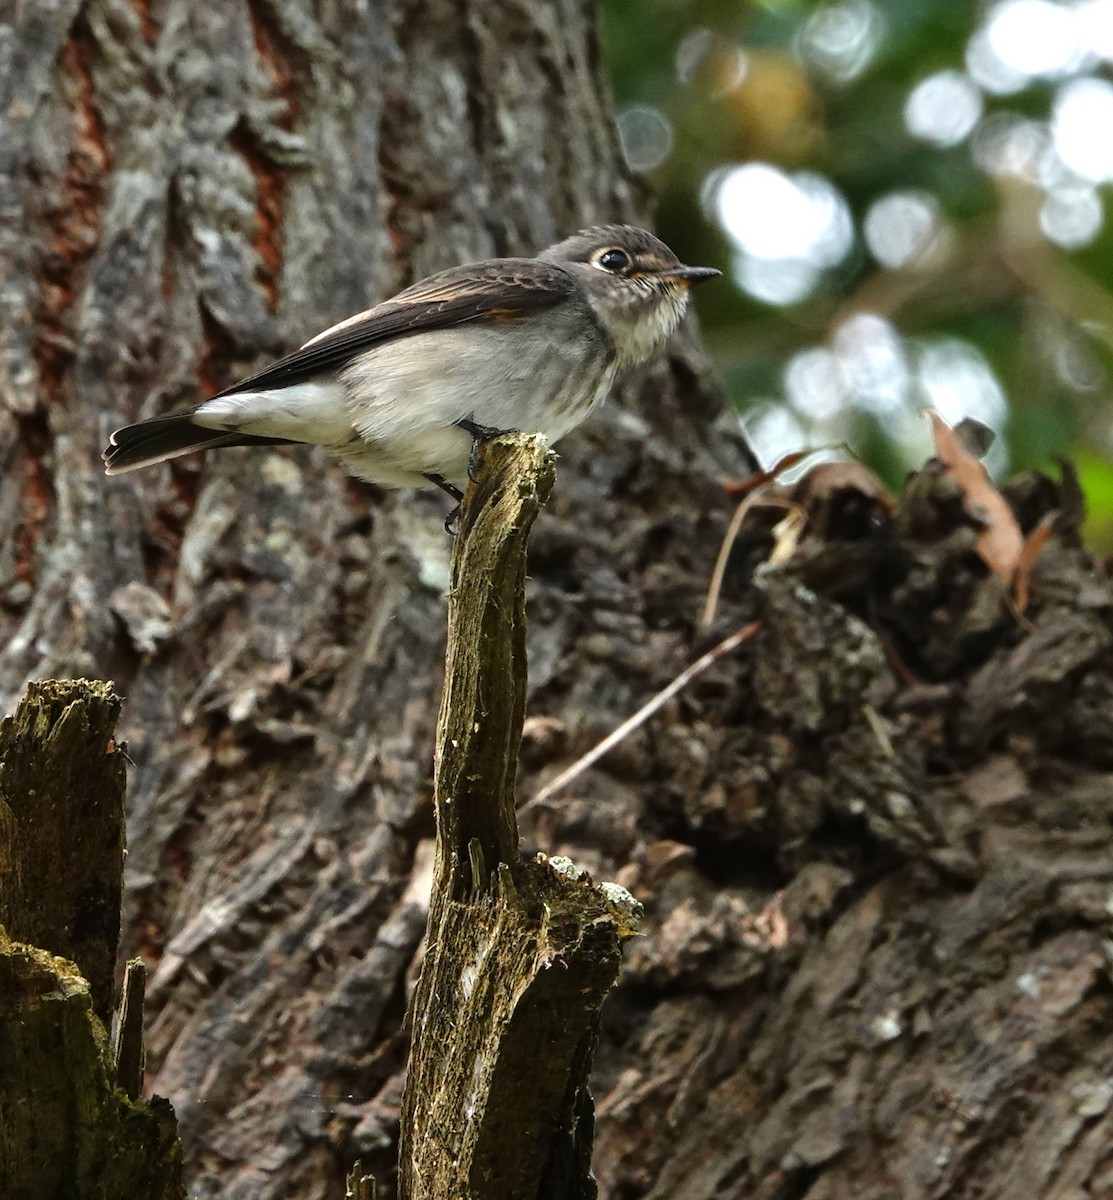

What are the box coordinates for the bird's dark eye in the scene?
[595,248,631,273]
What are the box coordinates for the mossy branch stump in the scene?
[398,436,642,1200]
[0,680,182,1199]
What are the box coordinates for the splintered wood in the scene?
[398,435,641,1200]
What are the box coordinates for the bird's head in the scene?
[541,224,721,369]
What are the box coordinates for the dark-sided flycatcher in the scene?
[103,225,719,508]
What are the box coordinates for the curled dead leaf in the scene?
[926,410,1023,584]
[703,454,895,627]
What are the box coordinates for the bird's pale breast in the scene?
[335,311,615,486]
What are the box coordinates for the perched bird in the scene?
[103,225,720,513]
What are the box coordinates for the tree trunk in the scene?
[4,2,1109,1199]
[2,2,727,1194]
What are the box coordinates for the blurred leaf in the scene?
[1075,451,1113,552]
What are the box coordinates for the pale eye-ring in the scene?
[594,248,631,273]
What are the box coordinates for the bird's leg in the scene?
[424,473,464,502]
[455,416,518,483]
[423,473,464,536]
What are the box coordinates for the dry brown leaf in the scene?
[1013,510,1058,615]
[768,505,808,566]
[705,455,895,629]
[790,460,896,511]
[927,410,1024,583]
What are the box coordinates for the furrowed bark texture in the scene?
[4,2,1111,1198]
[399,435,634,1199]
[0,679,182,1199]
[587,462,1113,1200]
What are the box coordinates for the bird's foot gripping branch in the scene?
[395,434,643,1200]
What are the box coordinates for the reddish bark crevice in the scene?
[235,1,306,312]
[133,0,158,46]
[376,87,432,286]
[143,470,203,597]
[245,0,305,128]
[196,304,242,398]
[30,26,111,409]
[12,413,53,588]
[229,122,288,314]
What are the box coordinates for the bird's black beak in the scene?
[654,265,722,284]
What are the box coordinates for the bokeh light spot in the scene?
[971,112,1050,179]
[715,164,853,305]
[784,348,847,423]
[985,0,1081,78]
[966,28,1031,93]
[617,105,674,173]
[915,338,1008,433]
[745,403,808,463]
[1074,0,1113,62]
[716,165,849,263]
[833,314,911,415]
[864,191,949,269]
[1052,76,1113,181]
[1040,182,1103,247]
[905,71,983,146]
[676,28,748,92]
[734,255,820,307]
[797,0,884,83]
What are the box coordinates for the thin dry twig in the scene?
[721,449,814,497]
[524,622,761,809]
[700,494,768,630]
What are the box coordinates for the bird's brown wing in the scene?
[215,258,576,398]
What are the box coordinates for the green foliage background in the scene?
[601,0,1113,547]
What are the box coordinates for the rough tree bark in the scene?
[3,2,1111,1199]
[587,457,1113,1200]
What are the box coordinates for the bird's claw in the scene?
[456,417,519,483]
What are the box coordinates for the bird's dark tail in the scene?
[103,410,295,475]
